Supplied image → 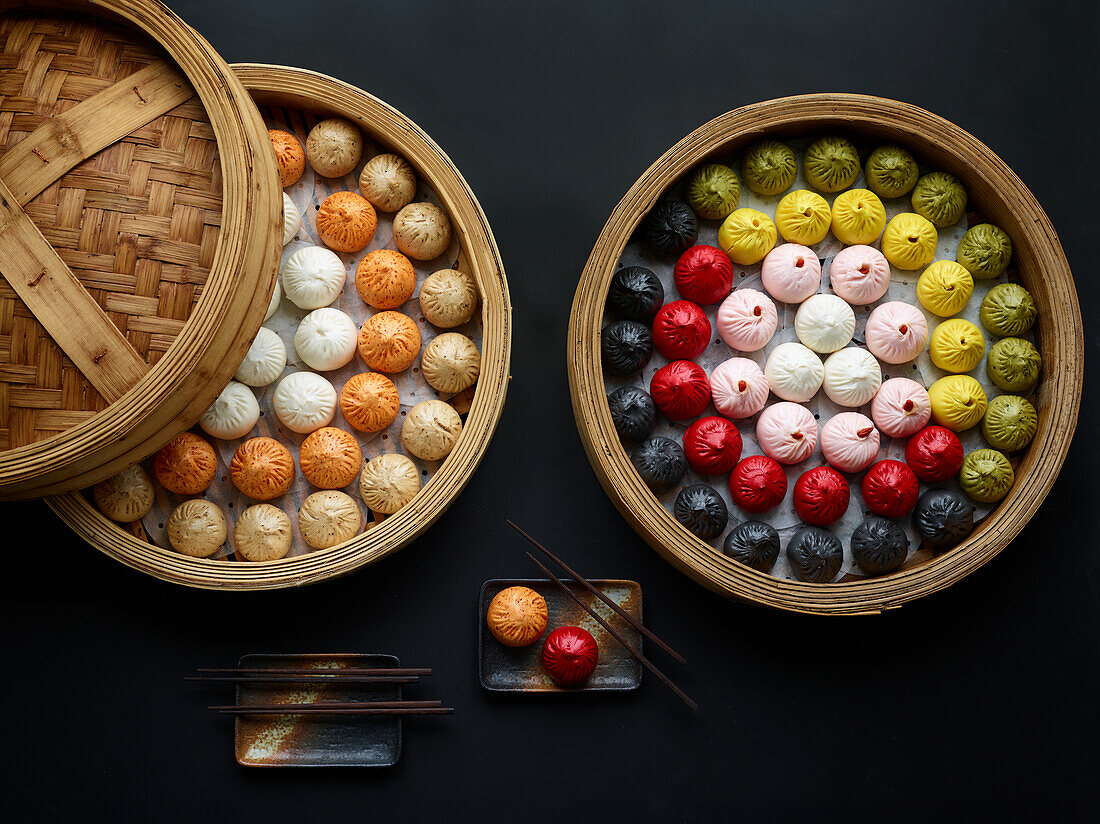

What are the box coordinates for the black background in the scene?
[2,1,1097,821]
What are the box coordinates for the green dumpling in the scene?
[864,145,919,199]
[911,171,967,228]
[803,136,860,193]
[980,283,1036,337]
[958,448,1014,503]
[982,395,1037,452]
[986,337,1041,392]
[686,163,741,220]
[957,223,1013,279]
[741,141,797,196]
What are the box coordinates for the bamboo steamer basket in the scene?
[0,0,282,498]
[48,63,512,590]
[568,94,1083,616]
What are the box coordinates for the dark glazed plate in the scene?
[478,578,643,693]
[234,653,401,767]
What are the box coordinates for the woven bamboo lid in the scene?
[0,0,281,499]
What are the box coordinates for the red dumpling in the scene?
[861,460,920,518]
[728,454,787,513]
[650,360,710,421]
[674,244,734,305]
[541,626,598,686]
[683,416,742,475]
[793,466,850,526]
[905,426,964,482]
[652,300,711,360]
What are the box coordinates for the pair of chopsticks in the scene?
[506,519,697,712]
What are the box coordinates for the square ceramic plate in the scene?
[234,653,401,767]
[479,579,643,693]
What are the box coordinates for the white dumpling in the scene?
[281,246,347,310]
[294,308,358,371]
[822,347,882,407]
[199,381,260,440]
[264,276,282,321]
[282,192,301,246]
[272,371,337,434]
[794,294,856,353]
[764,342,824,402]
[234,327,287,387]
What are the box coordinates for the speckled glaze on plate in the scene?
[234,653,401,767]
[478,579,643,693]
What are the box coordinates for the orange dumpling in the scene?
[298,426,363,489]
[355,249,416,309]
[357,311,421,373]
[154,432,218,495]
[230,437,295,500]
[339,372,400,432]
[316,191,377,253]
[268,129,305,188]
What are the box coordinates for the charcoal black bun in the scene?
[912,488,974,552]
[630,437,687,492]
[607,386,658,442]
[607,266,664,321]
[850,516,909,575]
[723,520,780,572]
[601,320,653,376]
[786,526,844,583]
[643,199,698,258]
[674,484,729,540]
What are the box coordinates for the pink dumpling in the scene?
[829,245,891,305]
[865,301,929,364]
[820,412,880,473]
[756,402,818,465]
[710,357,770,419]
[717,289,778,352]
[870,378,932,438]
[761,244,821,304]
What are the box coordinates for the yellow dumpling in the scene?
[928,375,987,432]
[775,190,831,246]
[881,212,938,270]
[916,260,974,317]
[718,208,777,265]
[830,189,886,245]
[930,318,985,373]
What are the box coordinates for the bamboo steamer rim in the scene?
[0,0,282,498]
[49,63,512,590]
[567,93,1083,616]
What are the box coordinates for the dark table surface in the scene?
[2,1,1097,820]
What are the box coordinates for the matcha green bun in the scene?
[686,163,741,220]
[986,337,1041,393]
[982,395,1037,452]
[957,223,1013,279]
[958,448,1014,503]
[980,283,1036,337]
[803,136,860,193]
[740,141,797,196]
[864,145,919,199]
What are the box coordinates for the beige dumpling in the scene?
[358,153,417,212]
[282,192,301,246]
[167,499,227,558]
[419,269,477,328]
[305,117,362,178]
[234,503,292,561]
[265,277,282,321]
[199,381,260,440]
[281,246,347,310]
[93,464,155,523]
[401,400,463,461]
[272,372,337,434]
[421,332,480,394]
[298,490,361,549]
[393,202,452,261]
[359,453,421,514]
[234,327,287,387]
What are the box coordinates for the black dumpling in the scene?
[912,489,974,552]
[786,526,844,583]
[630,437,687,492]
[643,200,698,258]
[601,320,653,376]
[850,516,909,575]
[674,484,729,540]
[607,266,664,322]
[607,386,658,442]
[723,520,781,572]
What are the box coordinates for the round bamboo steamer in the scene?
[48,63,512,590]
[0,0,282,499]
[568,94,1083,616]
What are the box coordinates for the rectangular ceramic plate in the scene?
[479,579,643,693]
[234,653,401,768]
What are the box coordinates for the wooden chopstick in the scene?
[197,667,431,677]
[506,519,687,666]
[185,675,419,685]
[216,706,453,716]
[525,552,697,711]
[210,700,443,711]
